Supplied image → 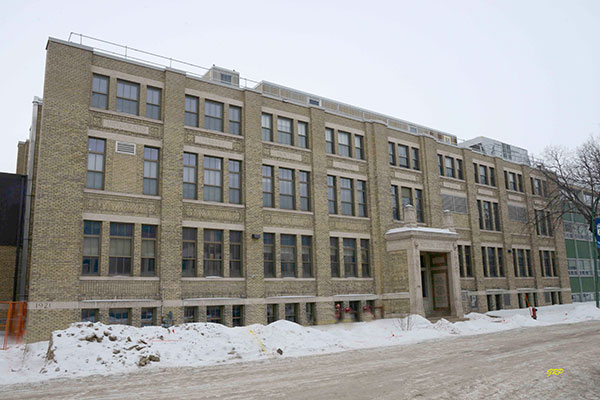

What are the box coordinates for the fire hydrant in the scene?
[530,307,537,320]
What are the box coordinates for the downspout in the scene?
[17,97,42,301]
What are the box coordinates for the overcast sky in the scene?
[1,0,599,173]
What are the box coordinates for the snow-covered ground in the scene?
[1,302,599,386]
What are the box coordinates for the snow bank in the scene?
[1,302,599,385]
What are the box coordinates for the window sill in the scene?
[483,277,508,280]
[475,183,498,190]
[460,277,475,280]
[390,165,422,174]
[79,276,159,281]
[183,199,245,208]
[327,153,366,163]
[84,189,162,201]
[264,207,314,215]
[262,140,312,153]
[515,277,535,279]
[439,175,465,183]
[330,214,371,221]
[264,278,316,281]
[90,107,164,125]
[331,277,374,281]
[479,229,502,234]
[185,125,245,140]
[506,189,525,195]
[181,277,246,281]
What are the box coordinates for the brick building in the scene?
[15,36,571,342]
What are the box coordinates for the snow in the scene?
[1,302,599,386]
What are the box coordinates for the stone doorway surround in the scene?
[385,206,464,318]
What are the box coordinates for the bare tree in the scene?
[534,135,600,307]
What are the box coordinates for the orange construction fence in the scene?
[1,301,27,350]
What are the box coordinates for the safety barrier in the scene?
[0,301,27,350]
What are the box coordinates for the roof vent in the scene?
[115,141,136,155]
[203,65,240,87]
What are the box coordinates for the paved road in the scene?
[3,321,600,399]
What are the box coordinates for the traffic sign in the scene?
[595,218,600,248]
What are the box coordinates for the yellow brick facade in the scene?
[21,38,570,342]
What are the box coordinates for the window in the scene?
[326,128,335,154]
[299,171,311,211]
[182,228,197,277]
[441,194,468,214]
[479,165,488,185]
[185,95,199,127]
[141,308,155,327]
[143,147,159,195]
[438,155,444,176]
[228,105,241,135]
[327,176,337,214]
[184,306,197,323]
[204,229,223,276]
[206,306,223,324]
[458,245,472,277]
[397,145,409,168]
[183,153,197,199]
[86,138,105,190]
[81,309,98,323]
[416,189,425,223]
[513,248,532,277]
[477,200,501,231]
[412,148,420,171]
[109,309,130,325]
[392,185,400,220]
[535,210,553,236]
[401,187,413,211]
[285,304,298,323]
[82,221,101,275]
[204,100,224,132]
[489,167,496,187]
[232,305,244,327]
[354,135,364,160]
[277,117,293,145]
[456,159,464,180]
[261,113,273,142]
[388,142,396,165]
[141,225,157,276]
[281,234,297,277]
[531,177,546,196]
[482,247,504,277]
[357,180,367,217]
[262,165,274,207]
[445,157,455,178]
[263,233,275,278]
[361,239,371,277]
[340,178,354,216]
[540,250,558,277]
[109,223,133,275]
[203,156,223,202]
[298,121,308,148]
[229,231,242,277]
[228,160,242,204]
[267,304,278,324]
[338,131,351,157]
[91,74,108,109]
[301,236,313,278]
[279,168,295,210]
[116,80,139,115]
[305,303,316,325]
[330,237,340,277]
[146,87,161,120]
[343,238,357,277]
[505,171,517,191]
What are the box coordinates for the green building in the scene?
[563,212,599,302]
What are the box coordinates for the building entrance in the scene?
[421,252,451,317]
